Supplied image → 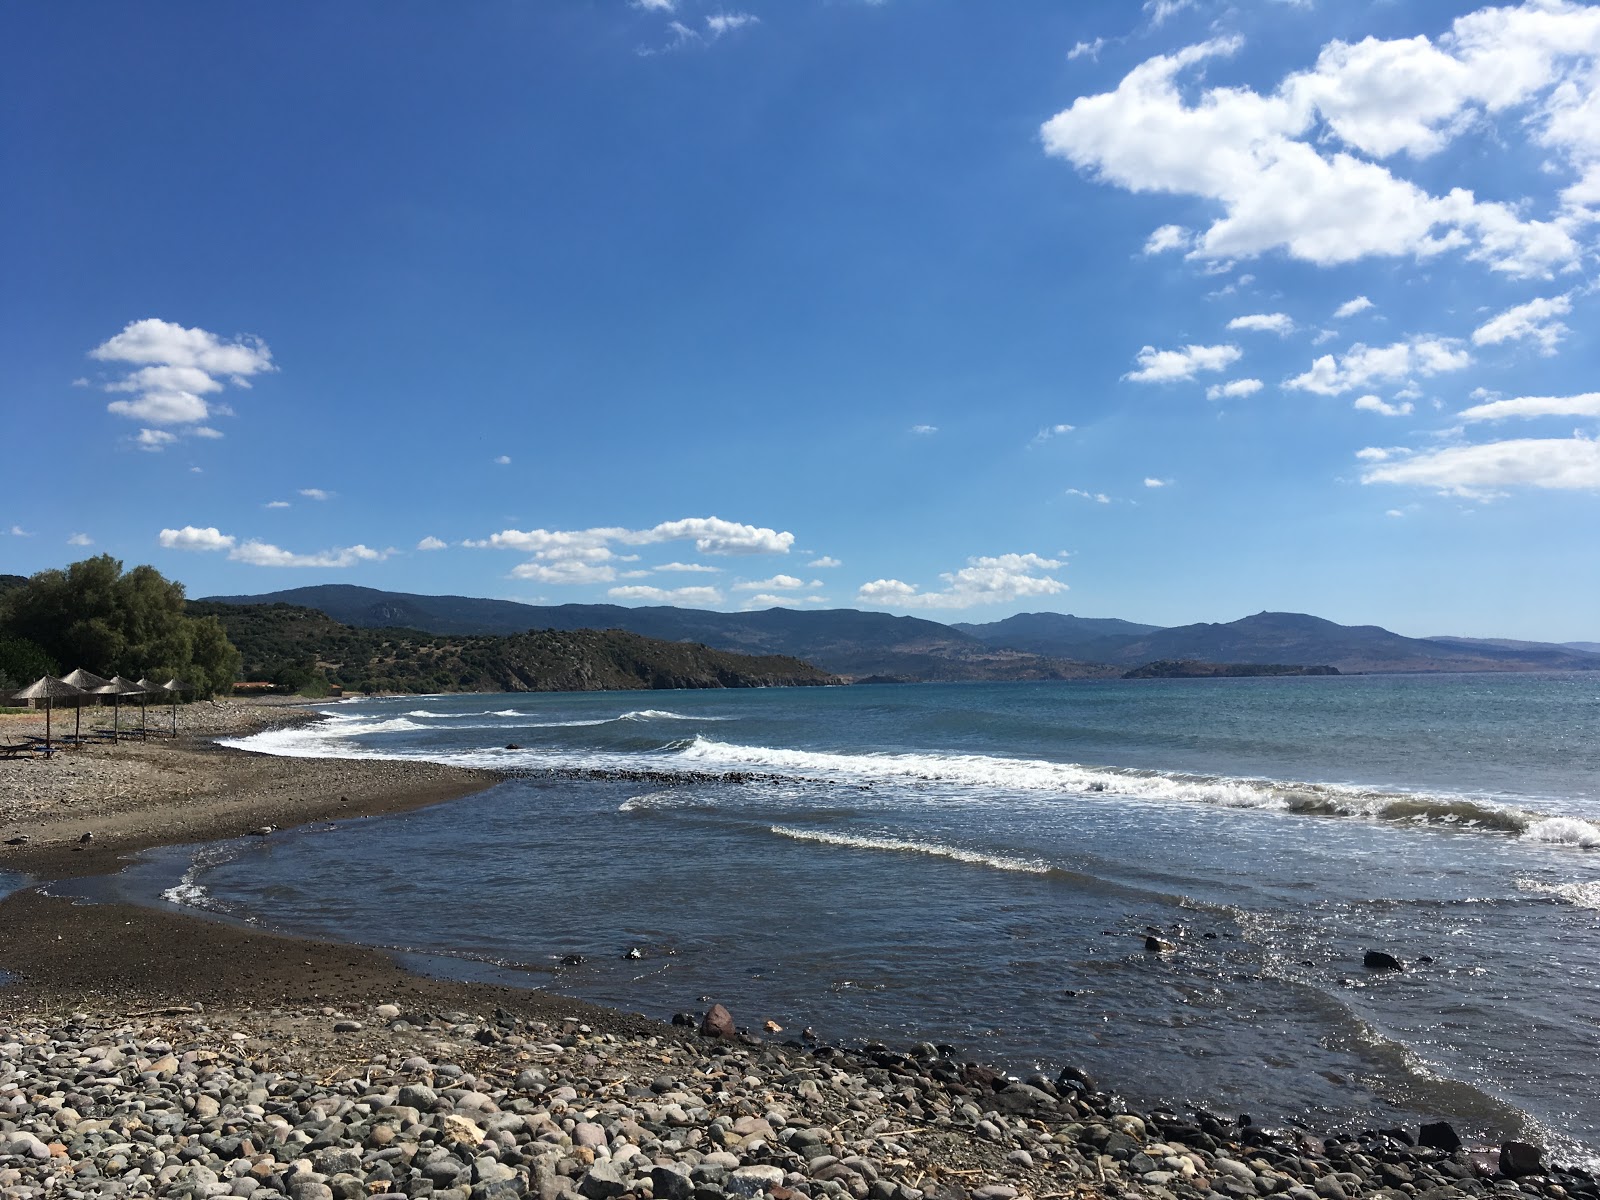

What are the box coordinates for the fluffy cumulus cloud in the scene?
[1206,378,1264,399]
[1471,295,1573,354]
[230,541,389,568]
[299,488,334,501]
[510,560,618,585]
[1030,423,1076,445]
[807,556,841,568]
[733,574,805,592]
[89,318,273,447]
[607,584,724,607]
[656,561,722,573]
[67,533,93,546]
[1459,391,1600,422]
[1286,337,1471,395]
[1362,436,1600,497]
[1353,394,1415,417]
[1333,295,1375,319]
[466,516,794,583]
[856,553,1068,610]
[1143,224,1191,254]
[1227,312,1296,335]
[1041,2,1600,277]
[158,524,389,567]
[159,525,236,552]
[1125,343,1241,383]
[416,536,449,551]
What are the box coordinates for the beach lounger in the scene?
[0,742,39,758]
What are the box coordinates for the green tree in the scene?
[0,555,242,695]
[0,636,59,691]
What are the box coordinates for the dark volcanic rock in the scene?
[1363,950,1404,971]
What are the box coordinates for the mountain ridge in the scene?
[200,586,1599,678]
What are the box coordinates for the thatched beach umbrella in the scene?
[93,675,147,739]
[60,668,110,742]
[159,678,191,737]
[12,676,87,753]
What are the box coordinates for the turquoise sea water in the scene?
[91,674,1600,1160]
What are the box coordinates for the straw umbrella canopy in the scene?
[60,669,110,742]
[93,676,147,739]
[12,676,87,752]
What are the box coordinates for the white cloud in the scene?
[631,516,793,555]
[1459,391,1600,422]
[1355,446,1400,461]
[494,455,512,465]
[90,318,273,432]
[633,0,674,9]
[1068,38,1105,62]
[1125,343,1241,383]
[1066,488,1111,503]
[1143,477,1171,487]
[910,424,939,435]
[807,555,841,568]
[1333,295,1375,319]
[469,516,794,583]
[1227,312,1296,335]
[134,428,179,451]
[67,533,92,546]
[1353,394,1415,417]
[1206,378,1264,399]
[1144,0,1194,28]
[705,13,756,37]
[510,560,617,585]
[230,541,389,568]
[656,561,722,573]
[1471,294,1573,354]
[1286,336,1471,395]
[856,552,1068,611]
[159,525,237,552]
[6,525,31,537]
[1143,224,1191,254]
[265,500,290,509]
[1386,509,1406,518]
[417,536,449,551]
[1362,435,1600,497]
[1030,423,1077,445]
[1040,11,1595,277]
[734,574,804,592]
[608,585,724,607]
[299,487,334,501]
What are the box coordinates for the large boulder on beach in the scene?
[1418,1121,1461,1151]
[700,1003,736,1039]
[1500,1141,1544,1178]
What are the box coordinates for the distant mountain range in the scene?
[199,585,1599,680]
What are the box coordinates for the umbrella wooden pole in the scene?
[45,697,52,752]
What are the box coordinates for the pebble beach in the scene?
[3,703,1598,1200]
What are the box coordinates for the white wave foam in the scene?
[619,709,731,721]
[1522,818,1600,849]
[1517,878,1600,909]
[770,826,1052,874]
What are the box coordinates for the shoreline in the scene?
[0,705,1593,1198]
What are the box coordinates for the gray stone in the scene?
[729,1166,787,1197]
[577,1164,626,1200]
[572,1124,608,1150]
[399,1085,439,1111]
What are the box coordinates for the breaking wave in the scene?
[769,826,1054,875]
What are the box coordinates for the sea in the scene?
[55,674,1600,1161]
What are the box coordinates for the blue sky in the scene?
[3,0,1597,640]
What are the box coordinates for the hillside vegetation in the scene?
[189,602,838,693]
